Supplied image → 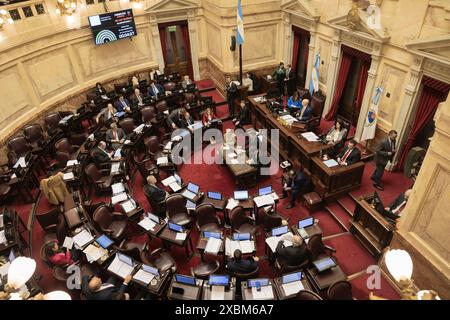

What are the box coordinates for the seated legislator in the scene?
[114,95,132,113]
[147,81,165,98]
[242,73,254,93]
[131,74,140,88]
[106,123,126,150]
[180,109,195,130]
[143,175,168,204]
[92,141,113,165]
[226,249,259,274]
[45,240,76,266]
[95,82,108,100]
[181,75,193,90]
[336,140,361,166]
[383,189,412,222]
[295,99,313,122]
[233,101,251,128]
[81,274,132,300]
[96,103,117,124]
[202,107,220,127]
[275,235,310,267]
[281,167,309,209]
[131,88,145,107]
[324,119,347,145]
[167,107,187,130]
[149,68,162,81]
[287,91,301,110]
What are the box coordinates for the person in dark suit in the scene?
[181,75,193,90]
[383,189,412,221]
[272,62,286,97]
[167,107,187,130]
[131,88,145,107]
[225,76,238,118]
[106,123,126,150]
[296,99,313,122]
[285,64,296,97]
[371,130,398,190]
[96,103,116,124]
[147,81,165,98]
[114,95,131,113]
[179,109,195,130]
[92,141,112,166]
[226,249,259,274]
[233,101,251,128]
[81,274,132,300]
[276,235,310,267]
[337,140,361,166]
[281,166,309,209]
[95,82,108,99]
[143,175,167,203]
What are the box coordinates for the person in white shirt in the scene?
[181,75,193,90]
[242,73,254,93]
[325,120,347,145]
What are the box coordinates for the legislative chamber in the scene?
[0,0,448,304]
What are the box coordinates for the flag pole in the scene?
[239,44,243,84]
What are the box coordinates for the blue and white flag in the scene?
[361,86,383,141]
[236,0,244,45]
[309,53,320,97]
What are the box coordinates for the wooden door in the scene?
[160,25,189,77]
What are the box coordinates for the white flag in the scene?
[361,87,383,141]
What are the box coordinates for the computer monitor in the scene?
[187,182,199,194]
[209,275,230,286]
[142,264,159,276]
[313,257,337,272]
[204,231,221,239]
[208,191,222,200]
[175,274,196,286]
[272,225,289,237]
[233,233,251,241]
[96,234,114,249]
[282,272,302,284]
[258,186,273,196]
[234,190,249,200]
[168,222,183,233]
[117,253,133,266]
[248,278,270,288]
[298,217,314,229]
[147,212,160,224]
[186,200,196,210]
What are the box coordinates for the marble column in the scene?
[322,30,341,116]
[187,11,201,81]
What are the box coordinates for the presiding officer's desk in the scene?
[168,277,204,300]
[202,279,237,300]
[310,156,365,202]
[273,275,314,300]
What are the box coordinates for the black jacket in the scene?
[236,105,251,125]
[337,146,361,165]
[167,108,185,128]
[92,147,111,165]
[226,82,238,99]
[375,138,396,166]
[144,184,166,203]
[287,171,309,192]
[179,116,194,129]
[276,241,310,267]
[383,193,407,220]
[81,275,126,300]
[226,257,258,274]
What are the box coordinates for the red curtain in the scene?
[324,52,352,120]
[301,35,309,73]
[354,60,370,112]
[158,26,168,65]
[398,77,450,168]
[180,23,194,79]
[291,31,301,71]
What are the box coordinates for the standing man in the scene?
[281,166,309,209]
[225,76,238,118]
[285,64,296,97]
[272,62,286,98]
[371,130,398,191]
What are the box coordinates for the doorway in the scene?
[292,26,310,88]
[158,21,193,79]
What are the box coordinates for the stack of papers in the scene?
[66,160,78,167]
[108,255,134,279]
[226,199,239,210]
[282,281,304,296]
[112,183,126,195]
[111,192,128,205]
[83,244,106,263]
[157,157,169,165]
[138,217,156,231]
[63,172,75,181]
[121,200,136,213]
[73,229,94,249]
[205,237,222,255]
[133,124,146,134]
[111,162,121,173]
[251,286,274,300]
[188,122,203,131]
[161,176,181,192]
[324,159,339,168]
[0,230,7,244]
[175,232,187,241]
[225,238,254,256]
[133,268,156,285]
[265,232,294,253]
[279,114,297,125]
[301,132,320,142]
[62,236,74,249]
[211,285,225,300]
[13,157,27,169]
[253,194,276,208]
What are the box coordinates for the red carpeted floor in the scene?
[8,79,410,300]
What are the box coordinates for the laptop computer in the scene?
[209,275,230,286]
[298,217,314,229]
[208,191,222,200]
[181,182,200,200]
[272,225,289,237]
[282,271,302,284]
[147,212,160,224]
[313,257,337,272]
[175,274,197,286]
[203,231,221,239]
[248,278,270,288]
[234,190,249,200]
[233,233,251,241]
[96,234,114,249]
[258,186,273,196]
[168,222,183,233]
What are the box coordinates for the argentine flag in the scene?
[309,53,320,96]
[361,86,383,141]
[237,0,244,45]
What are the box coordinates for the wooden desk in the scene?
[349,194,394,258]
[202,282,236,300]
[159,226,194,258]
[168,278,203,300]
[137,217,166,238]
[310,156,365,202]
[196,234,225,262]
[221,147,258,188]
[273,276,313,300]
[132,269,172,298]
[201,197,227,211]
[241,281,278,300]
[306,265,346,293]
[260,77,278,94]
[291,223,323,239]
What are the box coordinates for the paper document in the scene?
[205,237,222,255]
[14,157,27,168]
[163,110,169,115]
[62,236,74,250]
[111,162,121,173]
[254,194,275,208]
[157,157,169,165]
[169,182,182,192]
[133,269,155,285]
[134,124,145,133]
[138,217,156,231]
[0,214,4,228]
[227,152,237,158]
[162,175,176,186]
[226,199,239,210]
[121,200,136,213]
[324,159,339,168]
[164,142,173,151]
[175,232,187,241]
[251,286,274,300]
[63,172,75,181]
[0,230,6,244]
[112,183,125,195]
[83,244,106,263]
[108,255,134,279]
[225,238,254,256]
[282,281,304,296]
[0,262,11,277]
[265,232,294,253]
[211,285,225,300]
[301,132,320,142]
[66,160,78,167]
[73,229,94,249]
[114,149,122,159]
[111,192,128,205]
[230,159,239,165]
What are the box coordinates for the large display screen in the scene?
[88,9,137,45]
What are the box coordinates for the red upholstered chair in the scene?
[43,112,62,136]
[56,214,69,244]
[119,117,136,136]
[163,82,177,92]
[229,206,257,234]
[114,240,147,262]
[191,260,220,280]
[92,204,127,240]
[140,247,177,273]
[156,100,168,114]
[166,194,192,227]
[55,138,78,157]
[296,290,323,300]
[195,203,220,232]
[184,93,196,104]
[327,280,353,300]
[132,151,159,181]
[144,136,165,161]
[308,234,336,261]
[140,106,157,125]
[262,210,287,232]
[8,136,31,157]
[23,123,47,147]
[84,163,114,196]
